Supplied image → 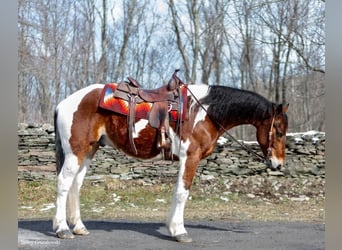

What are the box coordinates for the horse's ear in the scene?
[275,103,289,114]
[282,103,289,113]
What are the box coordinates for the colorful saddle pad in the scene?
[98,83,188,121]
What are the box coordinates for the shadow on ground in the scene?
[18,219,250,241]
[18,219,324,250]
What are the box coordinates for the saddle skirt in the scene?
[98,83,188,123]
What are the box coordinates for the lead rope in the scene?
[185,85,267,162]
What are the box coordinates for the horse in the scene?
[53,74,289,243]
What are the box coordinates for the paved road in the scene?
[18,219,324,250]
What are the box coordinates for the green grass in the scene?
[18,177,325,223]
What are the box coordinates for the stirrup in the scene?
[162,141,172,160]
[158,127,172,160]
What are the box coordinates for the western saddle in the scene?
[113,70,185,159]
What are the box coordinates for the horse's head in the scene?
[257,103,289,170]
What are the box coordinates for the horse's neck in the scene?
[223,119,258,132]
[221,103,269,131]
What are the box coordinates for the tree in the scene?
[17,0,325,134]
[113,0,138,80]
[97,0,108,83]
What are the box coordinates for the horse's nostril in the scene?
[277,164,282,170]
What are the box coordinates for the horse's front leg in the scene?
[166,140,201,243]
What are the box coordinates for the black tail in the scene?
[54,109,65,176]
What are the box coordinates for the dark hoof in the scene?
[175,233,193,243]
[56,229,75,239]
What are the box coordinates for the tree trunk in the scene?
[168,0,191,82]
[191,0,200,84]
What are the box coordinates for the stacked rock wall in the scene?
[17,123,325,181]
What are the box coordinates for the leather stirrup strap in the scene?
[176,88,182,157]
[128,94,138,155]
[161,103,173,160]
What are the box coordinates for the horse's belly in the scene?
[104,116,161,159]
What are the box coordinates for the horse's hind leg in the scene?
[53,154,79,239]
[66,158,90,236]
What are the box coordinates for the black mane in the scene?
[200,86,275,126]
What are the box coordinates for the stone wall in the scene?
[17,123,325,181]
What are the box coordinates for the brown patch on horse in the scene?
[269,104,289,163]
[182,115,220,190]
[103,114,161,158]
[69,88,107,165]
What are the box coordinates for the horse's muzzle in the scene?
[265,158,282,171]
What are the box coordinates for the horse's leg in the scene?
[166,141,201,243]
[66,158,91,236]
[53,154,80,239]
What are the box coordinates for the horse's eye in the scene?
[276,131,283,137]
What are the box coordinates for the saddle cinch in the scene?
[99,70,188,159]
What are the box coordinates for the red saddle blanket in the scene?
[98,83,188,121]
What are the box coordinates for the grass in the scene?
[18,177,325,223]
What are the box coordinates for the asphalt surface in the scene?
[18,219,324,250]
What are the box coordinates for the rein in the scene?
[185,85,274,163]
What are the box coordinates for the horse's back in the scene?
[56,84,104,114]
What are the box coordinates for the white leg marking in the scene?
[53,154,79,233]
[67,159,90,235]
[166,138,191,237]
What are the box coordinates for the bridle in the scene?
[185,85,276,163]
[267,114,276,159]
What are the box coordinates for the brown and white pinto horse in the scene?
[53,79,288,242]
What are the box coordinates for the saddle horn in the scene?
[126,77,141,88]
[167,69,182,91]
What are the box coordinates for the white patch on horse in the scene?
[187,83,209,101]
[53,153,80,234]
[166,138,191,237]
[192,105,209,130]
[67,159,90,235]
[168,128,181,157]
[187,84,210,130]
[133,119,149,138]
